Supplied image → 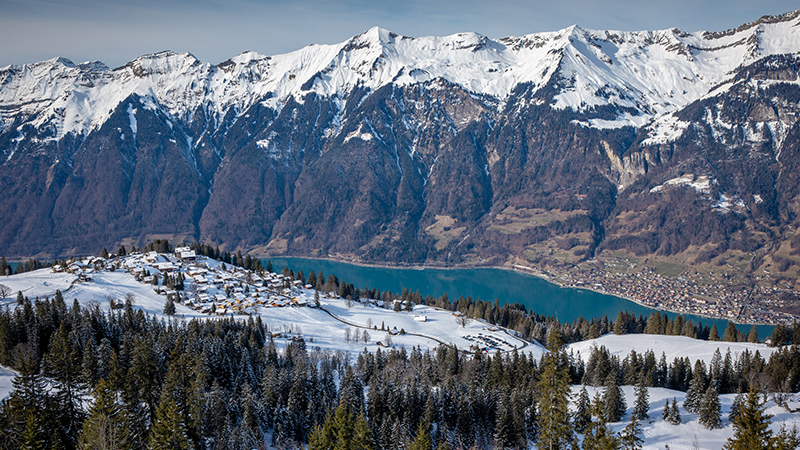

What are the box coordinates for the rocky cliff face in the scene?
[2,12,800,291]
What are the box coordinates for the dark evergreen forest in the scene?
[1,290,799,449]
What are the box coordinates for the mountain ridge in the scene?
[3,11,800,321]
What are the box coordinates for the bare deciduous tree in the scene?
[0,283,10,301]
[362,330,370,344]
[455,314,471,328]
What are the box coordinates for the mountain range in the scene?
[3,11,800,305]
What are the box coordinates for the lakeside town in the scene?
[513,260,800,326]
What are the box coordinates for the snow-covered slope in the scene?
[0,255,545,360]
[2,11,800,139]
[572,385,800,450]
[568,333,777,365]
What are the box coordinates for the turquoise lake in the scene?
[267,257,775,337]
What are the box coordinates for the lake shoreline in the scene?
[263,254,776,327]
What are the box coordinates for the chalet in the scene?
[67,262,86,273]
[413,315,427,322]
[176,249,196,261]
[154,262,176,272]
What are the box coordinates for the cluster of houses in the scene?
[64,247,322,317]
[54,256,108,281]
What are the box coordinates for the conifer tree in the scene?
[723,322,739,342]
[773,425,800,450]
[602,374,626,423]
[723,389,773,450]
[583,393,618,450]
[746,326,758,343]
[683,361,706,414]
[5,357,52,450]
[46,323,85,448]
[536,332,572,450]
[573,386,592,433]
[0,256,9,277]
[709,324,720,341]
[619,415,643,450]
[495,392,525,450]
[633,376,649,420]
[309,403,374,450]
[81,339,97,387]
[148,393,190,450]
[80,379,133,450]
[409,418,432,450]
[666,398,681,425]
[163,297,175,316]
[699,386,721,429]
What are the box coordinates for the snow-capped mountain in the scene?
[2,10,800,301]
[4,11,800,140]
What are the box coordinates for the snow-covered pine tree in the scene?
[722,389,773,450]
[633,376,649,420]
[667,398,681,425]
[619,414,644,450]
[535,332,573,450]
[699,386,721,429]
[602,373,626,422]
[573,385,591,433]
[163,297,176,315]
[684,360,707,413]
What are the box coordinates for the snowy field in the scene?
[568,333,778,365]
[0,270,76,302]
[572,385,800,450]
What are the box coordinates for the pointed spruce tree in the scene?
[80,379,134,450]
[698,386,721,429]
[667,398,681,425]
[148,393,190,450]
[573,386,592,433]
[632,376,649,421]
[722,389,773,450]
[535,331,573,450]
[602,373,626,423]
[683,361,707,414]
[619,414,644,450]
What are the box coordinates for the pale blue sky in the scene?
[1,0,798,67]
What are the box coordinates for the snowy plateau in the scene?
[0,252,799,449]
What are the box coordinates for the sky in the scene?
[1,0,798,68]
